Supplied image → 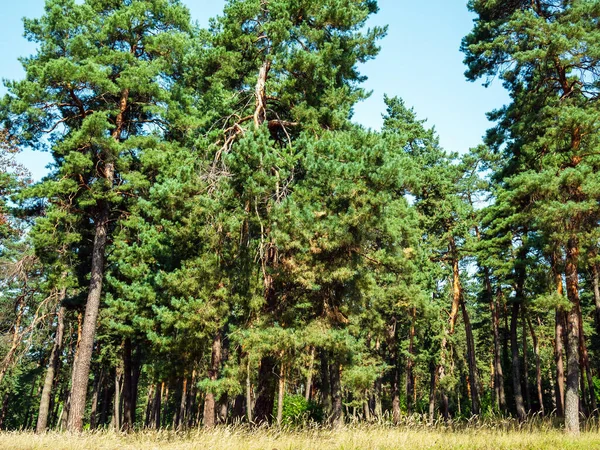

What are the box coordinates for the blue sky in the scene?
[1,0,508,180]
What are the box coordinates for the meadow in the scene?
[2,421,600,450]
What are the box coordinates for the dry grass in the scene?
[1,424,600,450]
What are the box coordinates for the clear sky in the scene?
[1,0,508,180]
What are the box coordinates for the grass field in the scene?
[2,423,600,450]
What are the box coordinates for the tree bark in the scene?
[437,245,462,420]
[330,361,343,428]
[577,302,597,412]
[406,307,416,416]
[177,377,188,429]
[67,88,128,432]
[246,359,253,423]
[254,356,276,424]
[305,346,315,402]
[122,338,133,431]
[89,369,104,430]
[592,263,600,338]
[113,367,122,431]
[276,361,285,426]
[203,330,222,428]
[36,303,66,433]
[320,351,332,416]
[522,310,531,413]
[510,301,526,421]
[528,318,544,415]
[564,238,580,434]
[428,361,437,423]
[492,288,506,412]
[461,298,480,415]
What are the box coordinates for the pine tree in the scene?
[463,0,600,433]
[1,0,194,431]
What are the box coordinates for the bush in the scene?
[273,394,324,425]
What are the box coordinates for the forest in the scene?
[0,0,599,443]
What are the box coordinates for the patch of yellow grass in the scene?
[1,426,600,450]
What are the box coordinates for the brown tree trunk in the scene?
[203,330,222,428]
[67,88,128,432]
[253,59,271,127]
[437,244,462,419]
[305,346,315,402]
[276,361,285,426]
[36,302,66,433]
[592,263,600,337]
[89,369,104,429]
[113,367,122,431]
[254,356,276,424]
[144,384,154,428]
[522,310,531,413]
[461,298,480,415]
[406,307,416,416]
[320,351,332,416]
[153,382,163,429]
[246,359,253,423]
[510,302,526,421]
[564,238,580,434]
[528,318,544,415]
[388,318,401,424]
[177,377,188,429]
[492,288,506,412]
[577,303,597,412]
[552,252,566,417]
[330,361,343,428]
[122,338,133,431]
[428,361,437,423]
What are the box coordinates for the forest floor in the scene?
[1,424,600,450]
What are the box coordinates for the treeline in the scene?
[0,0,598,435]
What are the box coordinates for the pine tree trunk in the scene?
[564,238,581,434]
[246,359,253,423]
[555,316,567,418]
[305,346,315,402]
[67,88,128,432]
[122,338,133,431]
[592,263,600,338]
[510,302,526,421]
[218,393,228,424]
[276,362,285,426]
[36,303,66,433]
[388,318,400,424]
[528,318,544,415]
[492,288,506,412]
[428,361,437,423]
[406,307,416,416]
[162,385,170,428]
[153,382,162,429]
[254,356,276,424]
[131,349,141,429]
[577,303,597,412]
[330,361,343,428]
[144,384,154,428]
[113,367,122,431]
[522,310,531,413]
[99,383,110,428]
[320,351,332,416]
[461,298,480,415]
[203,330,222,428]
[177,377,187,429]
[89,369,104,429]
[437,245,462,419]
